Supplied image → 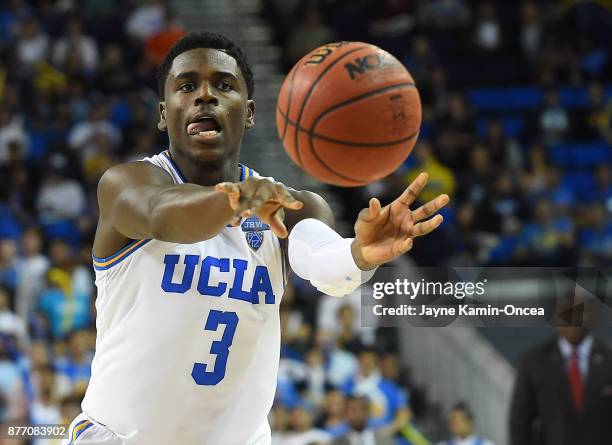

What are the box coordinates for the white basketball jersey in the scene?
[82,150,286,444]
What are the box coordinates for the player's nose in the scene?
[194,82,218,106]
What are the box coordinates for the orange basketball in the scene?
[276,42,421,187]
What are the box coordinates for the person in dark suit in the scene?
[509,295,612,445]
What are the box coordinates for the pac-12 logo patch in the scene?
[241,217,270,251]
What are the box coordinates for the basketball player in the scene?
[64,32,449,445]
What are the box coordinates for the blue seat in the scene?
[476,116,525,138]
[419,120,431,140]
[468,87,542,111]
[548,145,571,167]
[572,143,611,167]
[0,205,22,239]
[469,83,612,112]
[501,116,525,138]
[557,83,612,108]
[582,49,608,75]
[562,172,596,196]
[558,87,588,109]
[548,142,611,168]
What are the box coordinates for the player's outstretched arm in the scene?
[285,173,448,297]
[97,163,303,249]
[97,162,236,245]
[216,172,448,297]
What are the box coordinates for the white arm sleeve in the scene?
[288,218,377,297]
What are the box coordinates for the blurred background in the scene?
[0,0,611,444]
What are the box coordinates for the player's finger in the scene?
[215,182,242,197]
[215,182,241,209]
[258,204,288,238]
[248,195,266,212]
[237,183,262,213]
[246,182,282,216]
[268,208,289,238]
[359,198,381,222]
[397,172,428,206]
[274,183,303,210]
[398,237,413,255]
[249,199,280,225]
[369,197,381,217]
[411,214,444,238]
[411,194,449,222]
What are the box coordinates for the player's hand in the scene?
[351,172,449,269]
[215,177,303,238]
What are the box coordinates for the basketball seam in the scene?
[306,83,419,183]
[319,130,418,147]
[293,45,369,167]
[305,129,417,184]
[281,64,299,143]
[276,83,417,146]
[306,145,368,184]
[277,106,418,147]
[310,82,416,136]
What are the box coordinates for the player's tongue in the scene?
[187,120,220,135]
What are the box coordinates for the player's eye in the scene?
[218,81,233,92]
[179,83,195,92]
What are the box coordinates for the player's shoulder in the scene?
[285,188,334,231]
[290,188,327,206]
[98,160,174,193]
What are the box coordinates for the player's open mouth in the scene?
[187,117,222,141]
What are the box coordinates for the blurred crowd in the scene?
[264,0,611,444]
[0,0,186,443]
[266,0,612,268]
[0,0,610,444]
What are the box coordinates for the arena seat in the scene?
[468,87,543,111]
[548,142,611,168]
[476,116,525,138]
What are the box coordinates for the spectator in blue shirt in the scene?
[53,329,93,396]
[37,268,91,339]
[437,402,495,445]
[342,348,411,437]
[518,198,575,264]
[319,388,349,438]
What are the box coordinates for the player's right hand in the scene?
[215,177,303,238]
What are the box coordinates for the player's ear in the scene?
[245,100,255,129]
[157,102,167,131]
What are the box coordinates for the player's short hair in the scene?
[156,31,255,99]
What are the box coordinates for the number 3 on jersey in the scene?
[191,310,239,385]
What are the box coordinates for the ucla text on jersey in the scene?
[161,254,276,304]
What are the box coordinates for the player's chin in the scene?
[185,136,226,161]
